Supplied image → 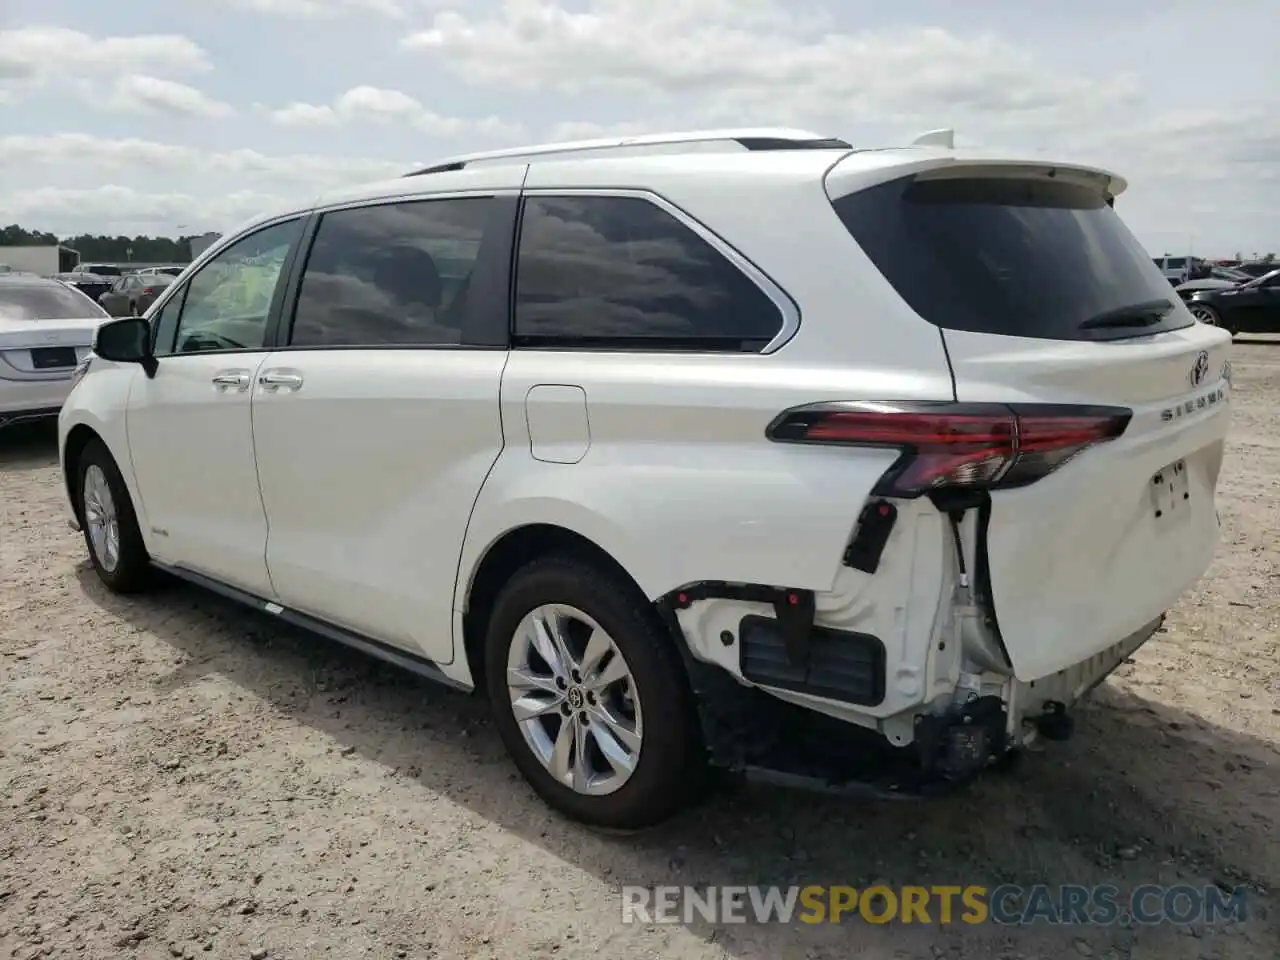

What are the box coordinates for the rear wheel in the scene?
[75,438,153,593]
[484,556,704,830]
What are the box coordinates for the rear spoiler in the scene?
[824,153,1127,206]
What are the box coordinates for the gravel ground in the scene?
[2,340,1278,960]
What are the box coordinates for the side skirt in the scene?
[151,561,474,694]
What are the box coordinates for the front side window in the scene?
[167,218,303,354]
[513,195,784,351]
[289,197,492,347]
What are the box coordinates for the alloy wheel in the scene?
[506,603,644,796]
[82,464,120,573]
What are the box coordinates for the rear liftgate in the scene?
[658,399,1132,797]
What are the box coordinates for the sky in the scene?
[0,0,1276,257]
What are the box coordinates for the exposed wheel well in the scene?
[462,524,651,695]
[62,424,103,521]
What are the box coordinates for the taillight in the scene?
[143,286,157,295]
[765,401,1131,498]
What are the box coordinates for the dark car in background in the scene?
[49,272,114,304]
[1186,269,1280,335]
[70,262,124,278]
[1173,266,1255,301]
[98,272,175,317]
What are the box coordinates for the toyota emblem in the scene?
[1190,351,1210,387]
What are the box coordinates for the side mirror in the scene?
[93,316,158,377]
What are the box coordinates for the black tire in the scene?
[484,555,704,830]
[73,437,153,593]
[1189,303,1225,331]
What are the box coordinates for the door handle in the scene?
[211,370,251,392]
[258,371,304,392]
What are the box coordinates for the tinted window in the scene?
[1166,257,1186,268]
[514,195,784,350]
[832,176,1193,342]
[290,198,492,347]
[0,281,107,320]
[169,218,302,354]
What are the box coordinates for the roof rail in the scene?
[403,128,852,177]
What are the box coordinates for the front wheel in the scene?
[75,438,153,593]
[484,556,704,830]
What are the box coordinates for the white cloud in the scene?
[0,185,283,234]
[109,75,235,119]
[264,86,523,139]
[0,134,412,231]
[0,26,210,102]
[402,2,1138,129]
[0,2,1274,252]
[231,0,420,18]
[0,133,408,188]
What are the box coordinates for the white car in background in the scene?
[0,274,107,430]
[57,128,1233,830]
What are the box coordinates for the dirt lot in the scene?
[2,343,1277,960]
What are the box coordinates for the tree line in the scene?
[1,224,197,263]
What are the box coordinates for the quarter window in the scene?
[289,197,493,347]
[166,218,303,355]
[513,195,784,351]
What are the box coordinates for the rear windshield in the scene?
[0,282,107,320]
[832,175,1193,341]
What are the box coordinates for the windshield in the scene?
[0,281,109,320]
[831,174,1193,342]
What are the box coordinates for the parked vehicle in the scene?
[1173,267,1254,301]
[0,274,108,429]
[1152,255,1203,285]
[99,273,175,317]
[50,272,115,305]
[1186,269,1280,335]
[1234,261,1276,278]
[58,127,1232,829]
[71,262,125,278]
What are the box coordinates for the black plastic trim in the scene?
[973,495,1015,669]
[0,406,62,428]
[735,137,853,151]
[404,161,467,177]
[265,211,321,349]
[738,614,887,707]
[153,562,472,693]
[660,581,816,666]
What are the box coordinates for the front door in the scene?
[125,217,306,596]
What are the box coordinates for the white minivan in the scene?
[58,128,1232,829]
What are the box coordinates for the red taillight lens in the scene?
[143,286,157,295]
[766,402,1131,498]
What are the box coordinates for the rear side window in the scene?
[833,176,1192,341]
[514,195,784,351]
[0,282,106,320]
[290,197,492,347]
